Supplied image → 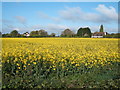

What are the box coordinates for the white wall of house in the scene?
[104,32,107,35]
[91,36,103,38]
[24,33,30,36]
[26,34,30,36]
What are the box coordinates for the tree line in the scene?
[1,25,120,38]
[1,27,92,38]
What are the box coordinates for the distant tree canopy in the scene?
[2,24,119,38]
[0,32,1,35]
[30,31,39,36]
[103,33,120,38]
[77,27,92,37]
[10,30,19,37]
[100,25,104,32]
[39,30,48,36]
[61,29,74,37]
[30,30,48,37]
[50,33,56,37]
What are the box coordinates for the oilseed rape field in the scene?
[2,38,120,88]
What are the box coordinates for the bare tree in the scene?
[61,29,74,37]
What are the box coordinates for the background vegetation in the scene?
[1,25,119,38]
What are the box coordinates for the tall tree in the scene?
[100,25,104,32]
[77,28,83,37]
[10,30,19,37]
[61,29,74,37]
[77,27,92,37]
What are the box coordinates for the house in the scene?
[84,33,89,36]
[91,32,107,38]
[24,32,30,37]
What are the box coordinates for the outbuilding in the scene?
[91,32,107,38]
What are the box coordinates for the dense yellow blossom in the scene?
[2,38,120,72]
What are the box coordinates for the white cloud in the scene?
[2,25,20,33]
[59,7,82,22]
[2,3,118,34]
[13,28,20,31]
[4,23,68,34]
[38,12,49,19]
[2,22,118,34]
[31,24,69,35]
[14,16,29,27]
[96,4,118,21]
[59,5,118,23]
[105,27,118,33]
[90,25,118,33]
[38,12,61,23]
[90,26,100,32]
[46,24,68,31]
[15,16,27,24]
[31,24,42,30]
[2,19,11,23]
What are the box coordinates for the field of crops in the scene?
[2,38,120,88]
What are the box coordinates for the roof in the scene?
[92,32,106,36]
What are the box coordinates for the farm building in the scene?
[24,32,30,37]
[91,32,107,38]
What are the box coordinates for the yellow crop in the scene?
[2,38,120,88]
[2,38,120,71]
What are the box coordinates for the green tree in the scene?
[100,25,104,32]
[0,32,1,37]
[39,29,48,36]
[77,27,92,37]
[10,30,19,37]
[77,28,83,37]
[30,31,39,36]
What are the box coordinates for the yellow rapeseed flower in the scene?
[33,62,37,65]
